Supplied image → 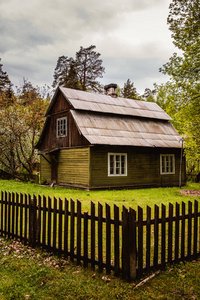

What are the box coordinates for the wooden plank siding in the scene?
[39,110,89,153]
[57,148,90,187]
[40,154,51,183]
[89,146,186,189]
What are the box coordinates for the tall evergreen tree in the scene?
[52,45,105,92]
[121,79,138,99]
[0,59,14,107]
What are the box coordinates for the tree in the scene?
[0,58,14,107]
[52,45,105,92]
[75,45,105,92]
[52,56,80,89]
[141,87,157,102]
[159,0,200,174]
[0,80,49,180]
[121,79,138,99]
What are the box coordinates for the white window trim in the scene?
[108,153,127,177]
[160,154,175,175]
[57,117,67,138]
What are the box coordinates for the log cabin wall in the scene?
[40,154,51,183]
[57,147,90,187]
[89,146,186,189]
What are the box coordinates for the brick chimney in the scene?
[104,83,117,98]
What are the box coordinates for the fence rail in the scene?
[0,190,200,280]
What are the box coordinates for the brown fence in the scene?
[0,191,200,280]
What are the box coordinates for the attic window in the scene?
[160,154,175,174]
[108,153,127,176]
[57,117,67,138]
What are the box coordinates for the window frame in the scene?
[56,117,67,138]
[108,153,127,177]
[160,154,175,175]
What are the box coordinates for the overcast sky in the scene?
[0,0,176,95]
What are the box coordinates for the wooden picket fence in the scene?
[0,190,200,280]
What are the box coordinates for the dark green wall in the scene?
[89,146,186,189]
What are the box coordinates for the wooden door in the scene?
[51,153,58,184]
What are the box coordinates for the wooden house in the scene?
[36,84,186,189]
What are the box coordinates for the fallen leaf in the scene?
[102,276,111,282]
[72,271,80,274]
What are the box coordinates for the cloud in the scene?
[0,0,173,93]
[0,18,53,54]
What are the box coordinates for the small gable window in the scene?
[108,153,127,176]
[160,154,175,174]
[57,117,67,137]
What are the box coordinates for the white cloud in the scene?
[0,0,175,94]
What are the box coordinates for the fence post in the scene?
[29,195,37,247]
[129,208,137,280]
[122,206,130,279]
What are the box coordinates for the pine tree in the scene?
[121,79,138,99]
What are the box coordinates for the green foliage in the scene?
[53,45,105,92]
[159,0,200,174]
[121,79,138,99]
[0,79,49,180]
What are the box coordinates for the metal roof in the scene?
[58,87,172,121]
[71,110,181,148]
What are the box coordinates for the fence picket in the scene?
[64,198,69,258]
[161,204,166,267]
[122,206,129,279]
[70,199,75,262]
[153,205,159,268]
[181,201,186,260]
[77,199,82,265]
[20,193,23,241]
[58,198,63,254]
[53,197,57,250]
[91,201,95,270]
[37,195,42,245]
[15,193,19,238]
[106,203,111,274]
[114,204,120,276]
[42,196,47,247]
[98,202,103,272]
[168,203,173,263]
[146,205,151,272]
[12,192,15,239]
[175,202,180,262]
[129,207,137,280]
[48,196,52,249]
[138,206,143,277]
[84,212,88,268]
[194,200,198,258]
[188,201,192,259]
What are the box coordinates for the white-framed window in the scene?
[108,153,127,176]
[57,117,67,138]
[160,154,175,175]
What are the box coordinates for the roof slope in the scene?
[47,87,172,121]
[71,110,181,148]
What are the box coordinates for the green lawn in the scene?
[0,236,200,300]
[1,180,200,299]
[0,179,200,214]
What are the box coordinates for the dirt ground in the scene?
[180,189,200,197]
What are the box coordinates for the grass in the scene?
[1,180,200,298]
[0,179,200,214]
[0,236,200,299]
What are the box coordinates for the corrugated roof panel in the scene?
[60,87,172,121]
[71,110,181,148]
